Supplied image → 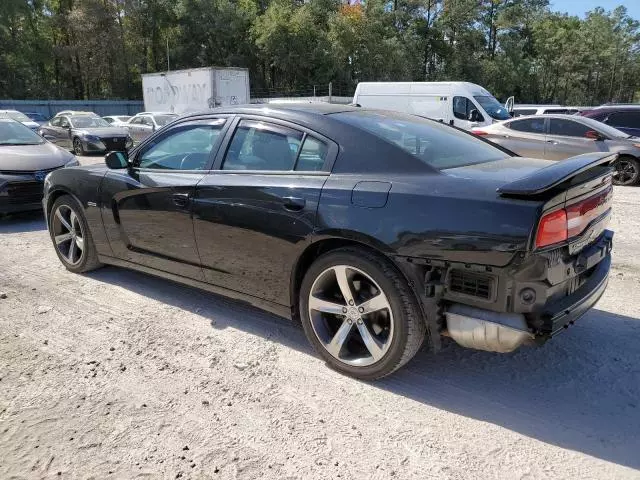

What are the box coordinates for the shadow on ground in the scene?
[86,265,640,470]
[0,211,46,233]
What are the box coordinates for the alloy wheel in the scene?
[52,204,84,266]
[613,159,638,185]
[73,138,83,156]
[308,265,394,367]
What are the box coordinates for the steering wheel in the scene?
[179,152,207,170]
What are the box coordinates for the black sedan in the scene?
[0,119,78,214]
[42,105,613,379]
[39,114,133,155]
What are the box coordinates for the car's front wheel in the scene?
[612,156,640,186]
[299,248,426,380]
[72,137,85,156]
[49,195,102,273]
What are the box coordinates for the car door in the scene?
[604,111,640,137]
[57,116,74,148]
[100,117,230,279]
[544,118,605,160]
[137,116,155,142]
[127,116,143,143]
[192,116,337,306]
[451,96,484,129]
[40,117,62,144]
[491,117,548,158]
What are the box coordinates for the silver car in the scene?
[473,114,640,185]
[126,112,178,144]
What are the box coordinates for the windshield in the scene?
[473,96,511,120]
[333,110,508,169]
[0,111,31,122]
[0,120,45,145]
[116,116,131,122]
[580,116,632,139]
[70,116,110,128]
[154,115,177,126]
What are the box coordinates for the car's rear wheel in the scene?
[49,195,102,273]
[612,156,640,186]
[73,137,85,156]
[299,248,426,380]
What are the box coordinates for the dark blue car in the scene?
[580,106,640,137]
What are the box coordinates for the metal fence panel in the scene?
[0,100,145,118]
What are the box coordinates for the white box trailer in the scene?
[142,67,250,114]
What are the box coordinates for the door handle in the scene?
[282,196,305,211]
[546,140,558,144]
[172,193,191,207]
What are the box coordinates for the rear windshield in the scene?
[332,110,509,169]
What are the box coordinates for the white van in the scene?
[352,82,511,130]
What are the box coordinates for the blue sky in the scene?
[550,0,640,19]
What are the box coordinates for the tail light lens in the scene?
[536,209,568,248]
[535,187,612,249]
[472,129,489,136]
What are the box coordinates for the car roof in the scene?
[181,103,360,120]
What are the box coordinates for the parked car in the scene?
[0,119,78,214]
[472,114,640,185]
[352,82,511,130]
[579,105,640,137]
[0,109,41,132]
[39,115,132,155]
[42,105,614,380]
[103,115,132,127]
[126,112,178,144]
[53,110,99,118]
[23,112,50,125]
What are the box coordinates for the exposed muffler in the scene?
[444,304,534,353]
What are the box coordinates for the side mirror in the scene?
[469,109,481,122]
[105,151,129,169]
[585,130,604,141]
[152,124,157,132]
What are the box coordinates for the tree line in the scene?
[1,0,639,105]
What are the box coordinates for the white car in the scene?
[0,110,41,132]
[53,110,99,118]
[102,115,132,127]
[126,112,178,144]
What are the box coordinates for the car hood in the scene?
[444,156,553,188]
[0,142,74,171]
[74,127,128,137]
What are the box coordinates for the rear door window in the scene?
[548,118,592,137]
[506,118,546,134]
[606,111,640,129]
[222,120,303,171]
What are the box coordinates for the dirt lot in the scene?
[1,157,640,479]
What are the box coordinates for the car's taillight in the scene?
[471,129,489,136]
[535,187,612,249]
[536,209,568,248]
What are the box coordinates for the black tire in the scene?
[48,194,102,273]
[612,156,640,186]
[73,137,85,156]
[299,247,426,380]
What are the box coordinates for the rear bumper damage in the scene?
[402,230,613,353]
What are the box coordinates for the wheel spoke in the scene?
[358,292,389,315]
[325,319,353,357]
[356,322,384,362]
[55,208,72,231]
[54,232,73,245]
[333,266,354,304]
[69,211,78,233]
[309,295,345,315]
[67,237,76,263]
[75,235,84,251]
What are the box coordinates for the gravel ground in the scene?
[1,157,639,479]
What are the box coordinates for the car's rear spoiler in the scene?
[497,152,617,196]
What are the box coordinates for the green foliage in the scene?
[0,0,638,104]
